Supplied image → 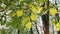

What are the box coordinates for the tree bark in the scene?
[18,30,20,34]
[58,31,60,34]
[42,11,49,34]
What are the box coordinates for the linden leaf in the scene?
[29,4,42,14]
[9,12,16,17]
[25,22,32,29]
[16,10,23,17]
[22,17,30,25]
[31,13,38,21]
[50,8,57,16]
[55,23,60,31]
[39,0,43,5]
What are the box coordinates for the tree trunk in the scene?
[42,11,49,34]
[18,30,20,34]
[58,31,60,34]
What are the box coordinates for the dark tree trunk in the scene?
[18,30,20,34]
[42,0,49,34]
[58,31,60,34]
[42,11,49,34]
